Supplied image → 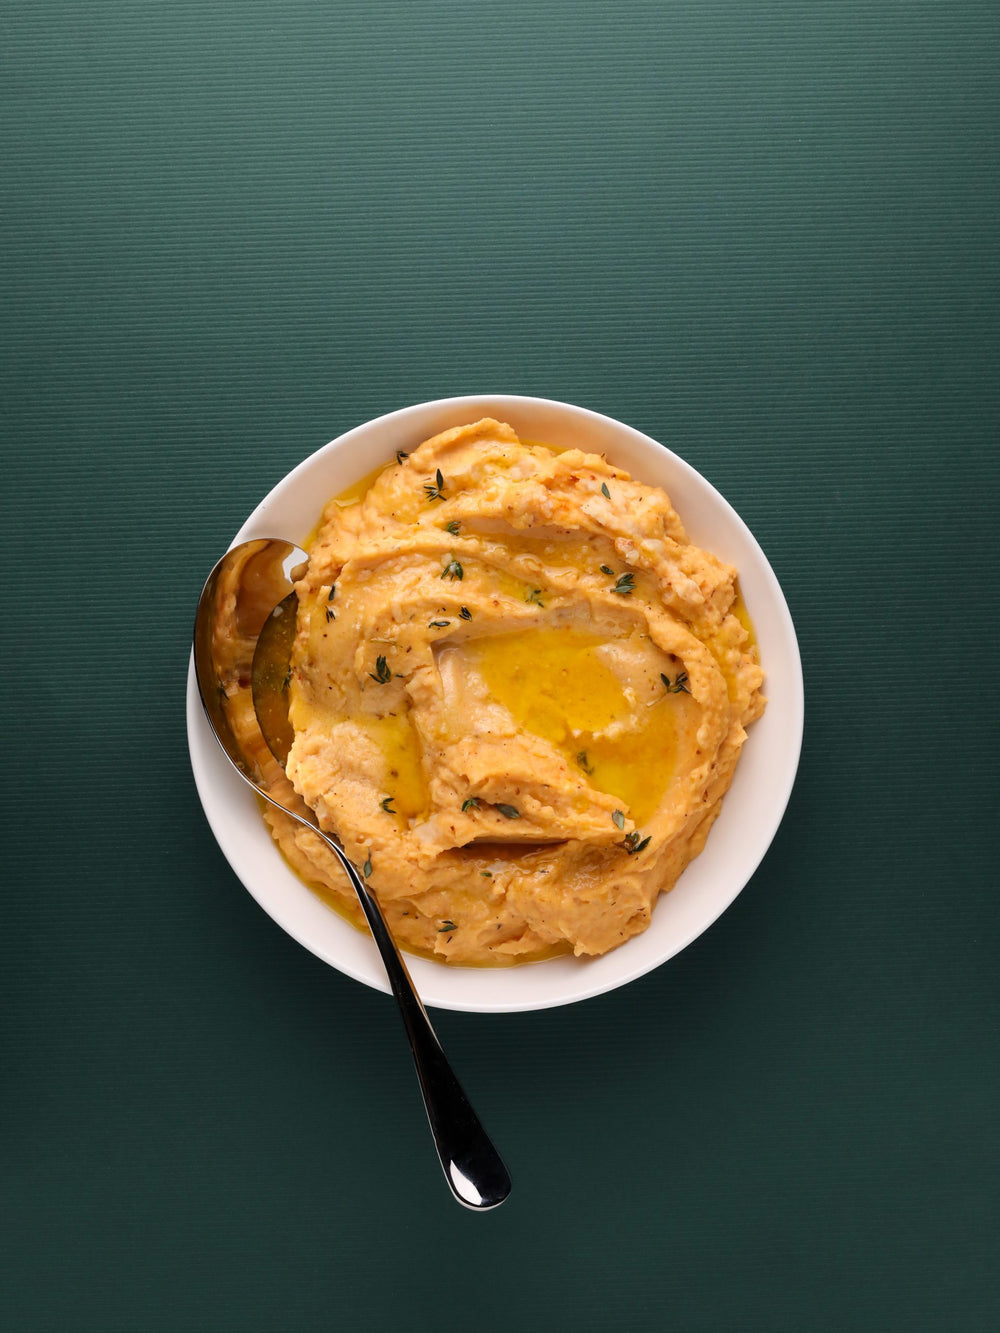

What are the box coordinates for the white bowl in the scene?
[187,395,803,1012]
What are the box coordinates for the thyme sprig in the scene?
[395,449,408,464]
[661,670,689,694]
[369,655,392,684]
[438,920,457,933]
[612,572,635,595]
[495,803,521,819]
[622,831,651,856]
[462,797,481,811]
[459,606,472,621]
[441,558,463,581]
[380,797,396,814]
[424,468,446,502]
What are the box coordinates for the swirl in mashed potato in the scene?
[261,418,764,964]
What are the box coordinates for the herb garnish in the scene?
[526,588,544,606]
[438,920,457,933]
[612,809,625,830]
[429,619,450,628]
[480,870,493,878]
[380,797,395,814]
[445,520,461,535]
[459,605,472,620]
[601,482,611,499]
[327,584,336,601]
[461,797,480,812]
[325,608,335,622]
[441,558,463,581]
[661,670,689,694]
[495,803,521,819]
[622,831,651,856]
[576,750,594,775]
[395,449,408,464]
[282,667,292,690]
[362,855,373,878]
[612,572,635,595]
[369,655,392,684]
[424,468,446,502]
[600,565,615,576]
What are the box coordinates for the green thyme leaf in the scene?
[459,605,472,620]
[601,482,611,499]
[622,832,651,856]
[369,654,392,684]
[441,558,463,581]
[600,565,615,576]
[395,449,408,464]
[612,809,625,830]
[423,468,446,502]
[380,797,395,814]
[429,619,451,628]
[576,750,594,775]
[612,572,635,595]
[461,797,480,812]
[325,608,335,622]
[438,919,457,933]
[480,870,493,878]
[282,667,292,690]
[495,803,520,819]
[327,584,336,601]
[660,670,690,694]
[445,519,461,535]
[526,588,544,606]
[362,855,373,878]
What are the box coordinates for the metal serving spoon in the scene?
[193,538,511,1211]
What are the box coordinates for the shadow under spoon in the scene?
[193,537,511,1211]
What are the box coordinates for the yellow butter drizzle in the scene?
[353,711,429,820]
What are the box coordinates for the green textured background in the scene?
[3,2,999,1329]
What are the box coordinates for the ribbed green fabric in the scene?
[3,2,998,1329]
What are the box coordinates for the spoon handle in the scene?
[328,841,512,1211]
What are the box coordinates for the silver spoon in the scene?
[193,538,511,1211]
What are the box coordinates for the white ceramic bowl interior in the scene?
[187,395,803,1012]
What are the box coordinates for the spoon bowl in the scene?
[193,538,511,1211]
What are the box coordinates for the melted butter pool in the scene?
[353,711,429,821]
[463,628,684,825]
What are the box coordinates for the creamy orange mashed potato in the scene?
[263,419,763,964]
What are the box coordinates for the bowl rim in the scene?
[187,393,804,1012]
